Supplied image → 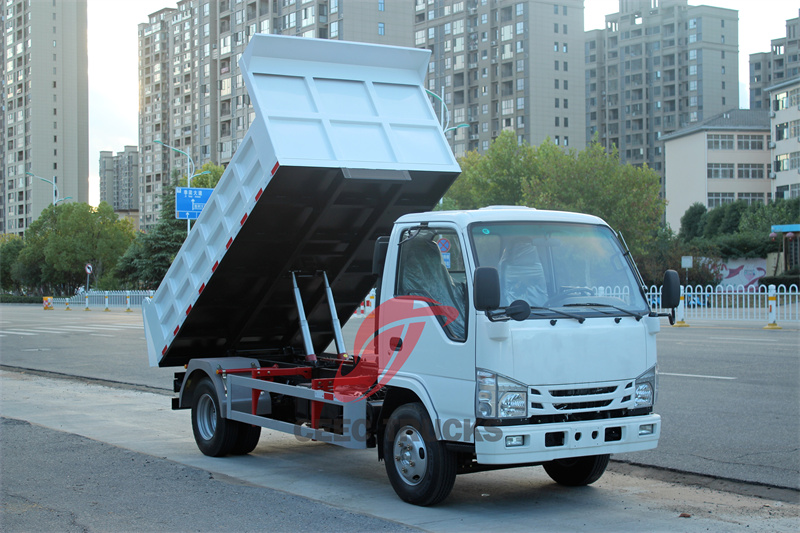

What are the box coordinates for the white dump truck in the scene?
[143,34,679,506]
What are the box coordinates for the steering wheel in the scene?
[545,286,594,306]
[561,286,594,297]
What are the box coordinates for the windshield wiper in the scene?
[530,306,586,324]
[487,305,586,323]
[563,302,644,321]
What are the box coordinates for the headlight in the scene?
[477,369,528,418]
[634,365,657,408]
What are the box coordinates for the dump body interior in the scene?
[142,35,460,368]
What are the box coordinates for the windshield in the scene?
[469,222,648,316]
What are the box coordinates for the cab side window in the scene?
[396,228,467,341]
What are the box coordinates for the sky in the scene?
[86,0,799,206]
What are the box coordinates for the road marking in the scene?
[0,330,38,336]
[660,372,736,380]
[707,336,779,343]
[90,333,114,337]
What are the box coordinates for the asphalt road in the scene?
[1,304,798,532]
[1,304,797,489]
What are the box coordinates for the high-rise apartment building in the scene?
[416,0,585,156]
[137,0,413,231]
[749,10,799,111]
[99,146,140,228]
[585,0,738,188]
[137,0,590,230]
[1,0,89,236]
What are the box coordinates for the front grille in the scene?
[550,386,616,397]
[553,400,612,410]
[529,380,633,416]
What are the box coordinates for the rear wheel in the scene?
[543,454,610,486]
[231,424,261,455]
[191,378,239,457]
[383,403,456,506]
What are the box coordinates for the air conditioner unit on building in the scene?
[768,172,777,179]
[769,110,776,118]
[768,141,777,149]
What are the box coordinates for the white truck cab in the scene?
[368,207,672,503]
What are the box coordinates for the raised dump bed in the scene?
[143,35,460,368]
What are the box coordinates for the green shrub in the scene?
[0,294,43,304]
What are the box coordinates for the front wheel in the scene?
[543,454,610,486]
[191,378,239,457]
[383,403,456,506]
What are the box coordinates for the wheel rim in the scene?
[392,425,428,486]
[196,392,217,441]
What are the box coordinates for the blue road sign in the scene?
[176,187,214,220]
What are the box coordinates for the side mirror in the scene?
[372,236,389,276]
[661,269,680,309]
[474,266,500,311]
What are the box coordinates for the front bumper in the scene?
[475,414,660,464]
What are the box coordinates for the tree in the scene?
[444,132,536,209]
[676,199,799,260]
[0,234,24,293]
[520,140,664,257]
[116,162,226,288]
[444,133,664,258]
[9,203,135,295]
[678,203,706,242]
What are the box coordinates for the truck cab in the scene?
[372,207,666,504]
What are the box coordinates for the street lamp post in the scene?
[26,172,71,206]
[154,139,198,233]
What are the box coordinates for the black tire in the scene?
[191,378,239,457]
[543,454,610,486]
[230,424,261,455]
[383,403,456,506]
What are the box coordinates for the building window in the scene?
[707,192,735,208]
[737,163,764,179]
[737,134,763,150]
[378,23,384,35]
[791,151,800,170]
[378,0,384,11]
[707,163,734,179]
[707,134,734,150]
[775,123,788,141]
[738,192,764,205]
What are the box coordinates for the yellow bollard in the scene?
[65,298,71,311]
